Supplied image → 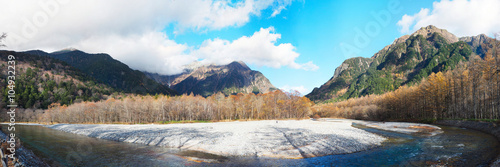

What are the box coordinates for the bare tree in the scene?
[0,33,6,47]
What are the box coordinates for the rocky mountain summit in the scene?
[146,61,277,96]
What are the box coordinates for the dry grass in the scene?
[408,125,439,130]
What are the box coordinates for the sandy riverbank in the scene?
[47,119,387,159]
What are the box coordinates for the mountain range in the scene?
[1,48,278,108]
[307,25,497,102]
[2,25,496,108]
[145,61,277,97]
[4,47,277,98]
[25,49,178,96]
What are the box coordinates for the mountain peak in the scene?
[145,60,275,96]
[227,61,250,70]
[232,60,246,66]
[51,47,80,54]
[182,61,205,72]
[411,25,458,43]
[422,25,438,30]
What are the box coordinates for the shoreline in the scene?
[434,120,500,167]
[0,129,49,167]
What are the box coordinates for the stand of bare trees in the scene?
[11,90,312,124]
[314,35,500,121]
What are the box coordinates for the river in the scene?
[2,123,498,166]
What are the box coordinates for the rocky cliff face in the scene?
[308,57,372,101]
[413,25,458,43]
[459,34,494,57]
[146,61,277,96]
[460,34,489,47]
[333,62,349,79]
[307,25,482,102]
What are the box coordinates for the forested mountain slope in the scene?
[0,50,113,109]
[307,25,496,102]
[26,49,177,95]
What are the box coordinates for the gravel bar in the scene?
[47,119,386,159]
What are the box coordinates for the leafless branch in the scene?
[0,33,6,47]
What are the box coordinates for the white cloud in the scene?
[73,27,317,75]
[397,0,500,36]
[195,27,318,71]
[279,85,309,95]
[270,0,294,17]
[397,8,429,34]
[0,0,305,75]
[75,32,195,75]
[1,0,295,50]
[1,0,291,40]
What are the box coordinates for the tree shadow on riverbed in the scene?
[253,127,378,159]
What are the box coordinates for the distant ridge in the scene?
[26,49,177,95]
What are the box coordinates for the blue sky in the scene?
[162,0,435,94]
[3,0,499,95]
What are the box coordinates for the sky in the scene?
[1,0,499,95]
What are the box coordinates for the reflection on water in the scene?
[2,123,498,167]
[1,125,188,167]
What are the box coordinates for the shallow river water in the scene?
[2,121,498,167]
